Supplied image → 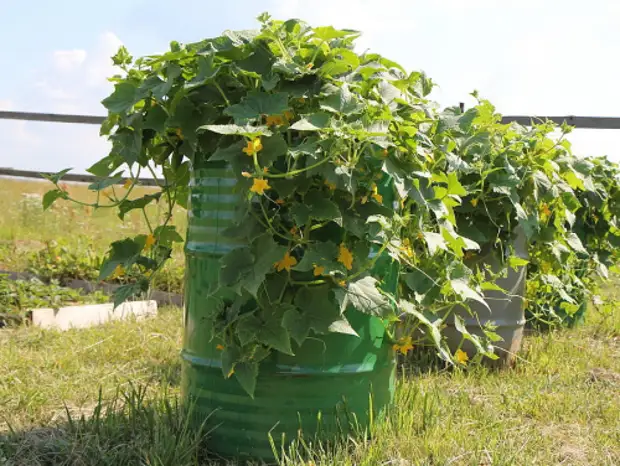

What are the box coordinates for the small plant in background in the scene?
[0,274,109,323]
[27,239,103,283]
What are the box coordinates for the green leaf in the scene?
[113,282,145,309]
[118,193,162,220]
[99,238,143,280]
[399,300,450,361]
[143,105,168,132]
[566,232,587,254]
[259,133,288,166]
[154,225,183,247]
[320,84,364,115]
[87,176,123,191]
[423,232,447,255]
[246,235,288,296]
[219,247,254,292]
[446,172,467,197]
[294,241,340,273]
[284,285,356,345]
[221,345,241,378]
[507,256,529,270]
[452,314,487,354]
[450,278,490,311]
[224,91,289,122]
[87,155,124,177]
[102,82,142,114]
[290,113,331,131]
[41,168,72,184]
[209,141,245,162]
[340,276,391,317]
[256,304,295,355]
[198,124,272,137]
[233,361,259,398]
[42,189,68,210]
[291,204,311,226]
[305,190,342,226]
[236,314,262,346]
[111,46,132,66]
[313,26,356,41]
[564,170,585,190]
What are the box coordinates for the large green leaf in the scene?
[290,112,331,131]
[338,276,391,317]
[284,286,357,345]
[234,361,259,398]
[102,82,144,113]
[450,278,490,311]
[320,84,364,115]
[294,241,341,273]
[42,189,68,210]
[99,238,143,280]
[198,124,272,137]
[224,91,289,122]
[118,193,162,220]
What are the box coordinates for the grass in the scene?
[0,302,618,465]
[0,177,619,465]
[0,177,186,272]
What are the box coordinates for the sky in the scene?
[1,0,619,174]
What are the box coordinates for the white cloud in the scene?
[0,33,122,172]
[0,99,13,111]
[52,49,87,72]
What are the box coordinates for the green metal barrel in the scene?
[180,164,397,460]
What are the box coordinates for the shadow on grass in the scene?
[0,384,243,466]
[147,358,183,388]
[0,382,387,466]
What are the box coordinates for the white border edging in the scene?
[30,301,158,330]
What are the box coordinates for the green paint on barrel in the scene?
[181,164,397,460]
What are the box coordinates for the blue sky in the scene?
[1,0,619,173]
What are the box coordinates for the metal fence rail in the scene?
[2,110,620,129]
[1,109,619,184]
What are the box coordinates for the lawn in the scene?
[0,178,618,465]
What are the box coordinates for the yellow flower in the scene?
[464,251,476,260]
[455,349,469,365]
[274,251,298,272]
[242,138,263,156]
[263,166,269,173]
[290,226,299,236]
[241,171,252,178]
[540,203,552,217]
[123,179,133,189]
[324,180,336,190]
[112,264,125,278]
[250,178,270,195]
[298,97,306,103]
[216,344,224,351]
[175,128,183,140]
[361,196,368,204]
[313,265,325,276]
[338,280,347,287]
[382,149,388,157]
[393,336,414,355]
[283,110,294,121]
[400,238,413,258]
[266,115,285,126]
[338,243,354,270]
[145,234,156,249]
[306,63,314,69]
[275,199,285,205]
[144,270,153,278]
[371,184,383,203]
[470,198,479,207]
